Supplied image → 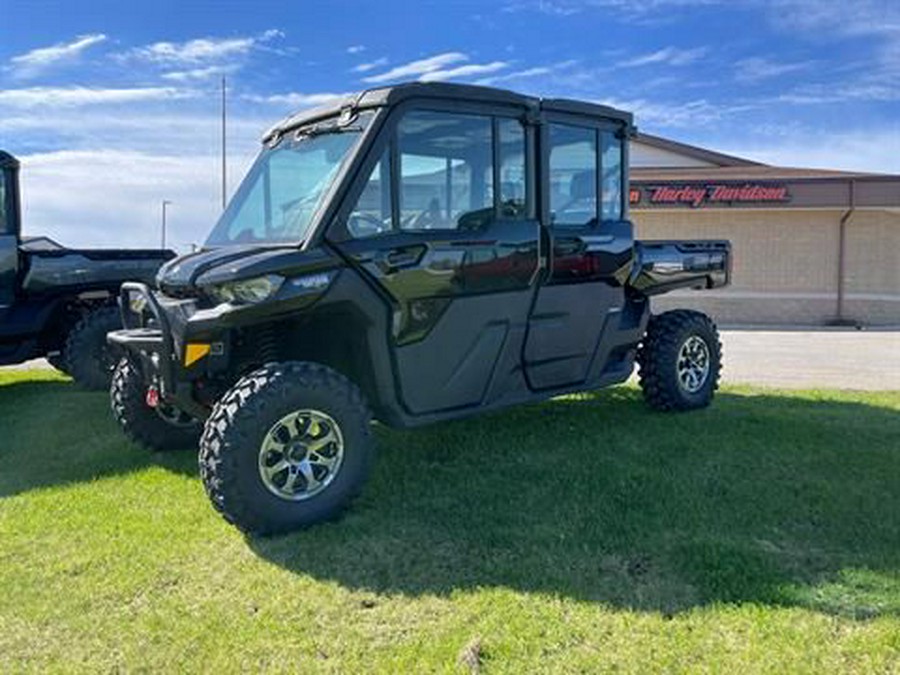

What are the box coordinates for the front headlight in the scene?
[206,274,284,305]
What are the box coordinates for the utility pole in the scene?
[221,75,227,211]
[161,200,172,250]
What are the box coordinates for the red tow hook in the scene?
[145,385,160,408]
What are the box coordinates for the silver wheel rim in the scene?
[258,409,345,501]
[677,335,711,394]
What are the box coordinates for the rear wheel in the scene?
[110,357,202,451]
[199,362,374,535]
[46,353,69,376]
[637,309,721,411]
[64,305,123,390]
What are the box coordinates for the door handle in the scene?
[379,245,426,272]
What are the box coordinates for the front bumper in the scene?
[108,282,213,419]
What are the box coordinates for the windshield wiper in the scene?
[295,123,364,139]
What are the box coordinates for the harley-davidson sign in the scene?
[630,183,791,208]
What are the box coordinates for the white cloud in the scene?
[777,83,900,104]
[475,60,578,85]
[619,46,707,68]
[352,57,388,73]
[347,45,366,54]
[18,150,230,250]
[362,52,468,83]
[0,86,190,108]
[716,128,900,174]
[734,56,813,83]
[8,34,107,78]
[598,96,754,128]
[765,1,900,97]
[127,29,283,65]
[161,65,238,82]
[243,92,348,108]
[420,61,509,82]
[767,0,900,40]
[0,110,268,158]
[478,66,552,84]
[504,0,722,21]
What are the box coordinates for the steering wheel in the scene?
[410,197,443,230]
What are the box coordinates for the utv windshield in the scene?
[205,112,372,247]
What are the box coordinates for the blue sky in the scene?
[1,0,898,249]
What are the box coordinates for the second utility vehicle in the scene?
[109,82,730,534]
[0,151,174,389]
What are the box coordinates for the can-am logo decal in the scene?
[630,183,791,208]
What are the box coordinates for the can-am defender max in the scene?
[109,83,730,534]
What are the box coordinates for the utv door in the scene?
[0,154,19,310]
[332,106,540,415]
[523,117,633,390]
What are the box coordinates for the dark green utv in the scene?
[109,82,731,534]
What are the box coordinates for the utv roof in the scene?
[262,82,634,143]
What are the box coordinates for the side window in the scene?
[601,132,623,221]
[498,118,527,219]
[549,124,597,227]
[398,111,493,231]
[347,148,392,238]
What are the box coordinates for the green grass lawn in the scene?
[0,369,898,673]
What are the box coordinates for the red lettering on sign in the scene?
[633,183,790,208]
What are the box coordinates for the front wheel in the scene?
[637,309,722,411]
[110,357,202,451]
[199,362,375,535]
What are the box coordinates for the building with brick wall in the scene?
[630,134,900,326]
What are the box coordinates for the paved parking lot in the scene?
[4,330,899,390]
[718,330,899,390]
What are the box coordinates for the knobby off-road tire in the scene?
[199,362,374,536]
[110,357,202,451]
[63,305,123,390]
[637,309,722,412]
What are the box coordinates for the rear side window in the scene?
[0,175,7,235]
[498,118,527,219]
[601,132,623,221]
[548,124,596,228]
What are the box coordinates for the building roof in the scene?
[634,133,763,168]
[632,165,899,183]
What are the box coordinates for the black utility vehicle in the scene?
[109,83,730,534]
[0,151,174,388]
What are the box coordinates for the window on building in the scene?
[549,124,597,227]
